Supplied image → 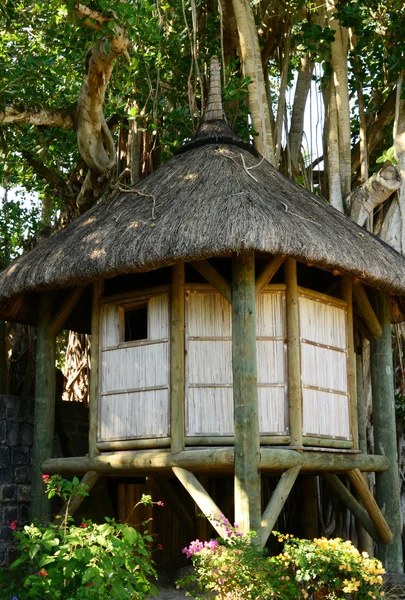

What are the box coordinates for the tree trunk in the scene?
[231,0,275,164]
[289,55,314,178]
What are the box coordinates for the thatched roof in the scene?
[1,60,405,326]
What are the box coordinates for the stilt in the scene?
[31,292,56,523]
[370,290,403,572]
[232,250,261,535]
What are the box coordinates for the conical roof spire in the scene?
[203,56,224,122]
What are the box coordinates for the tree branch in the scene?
[0,106,74,129]
[347,164,402,226]
[22,151,78,202]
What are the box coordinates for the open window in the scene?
[124,303,148,342]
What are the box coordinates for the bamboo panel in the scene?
[302,389,350,438]
[258,387,287,434]
[186,291,231,337]
[101,304,120,348]
[98,389,170,441]
[256,292,285,337]
[101,342,169,393]
[301,344,348,393]
[186,387,234,435]
[187,340,232,384]
[257,340,285,384]
[149,293,169,339]
[299,296,346,349]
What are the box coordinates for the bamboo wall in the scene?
[97,285,351,444]
[98,293,170,441]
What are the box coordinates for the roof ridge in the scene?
[203,56,224,122]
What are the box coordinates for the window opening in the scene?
[124,304,148,342]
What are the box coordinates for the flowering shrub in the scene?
[5,475,160,600]
[178,517,385,599]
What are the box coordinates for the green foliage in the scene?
[7,475,158,600]
[178,518,385,599]
[376,146,398,165]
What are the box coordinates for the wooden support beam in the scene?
[53,471,100,525]
[259,466,300,548]
[49,286,86,336]
[151,476,194,537]
[322,473,380,542]
[370,290,403,572]
[171,263,185,454]
[341,277,358,448]
[190,260,232,304]
[31,293,56,523]
[255,255,286,296]
[353,283,382,339]
[232,250,261,535]
[89,281,103,459]
[347,469,392,544]
[172,467,228,539]
[42,448,390,476]
[285,258,302,446]
[354,332,374,556]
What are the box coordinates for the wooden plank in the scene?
[297,286,347,308]
[190,260,232,304]
[31,292,56,523]
[302,436,353,449]
[370,290,403,572]
[97,437,171,451]
[42,447,390,476]
[172,467,228,539]
[100,285,170,305]
[49,286,86,336]
[341,276,358,448]
[259,466,301,548]
[171,263,185,453]
[184,435,291,445]
[347,468,392,544]
[89,280,103,458]
[232,250,261,535]
[53,471,100,525]
[353,283,382,339]
[285,259,302,446]
[322,473,381,541]
[255,255,286,296]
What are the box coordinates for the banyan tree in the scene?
[1,58,404,571]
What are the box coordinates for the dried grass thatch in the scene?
[1,117,405,324]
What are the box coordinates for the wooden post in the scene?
[353,283,382,339]
[259,466,301,548]
[232,250,261,535]
[285,258,302,446]
[370,290,403,572]
[171,263,185,453]
[89,281,103,459]
[354,331,374,556]
[302,476,319,539]
[31,292,56,523]
[341,276,358,448]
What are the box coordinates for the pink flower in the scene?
[41,474,50,483]
[37,569,48,577]
[10,520,17,531]
[157,543,163,550]
[157,500,164,506]
[81,522,87,528]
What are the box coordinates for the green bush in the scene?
[178,516,385,599]
[5,474,159,599]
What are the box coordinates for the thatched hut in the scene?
[1,58,404,570]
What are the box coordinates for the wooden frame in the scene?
[171,264,185,453]
[90,281,103,458]
[42,447,389,476]
[285,259,302,446]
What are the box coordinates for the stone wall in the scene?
[0,395,89,566]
